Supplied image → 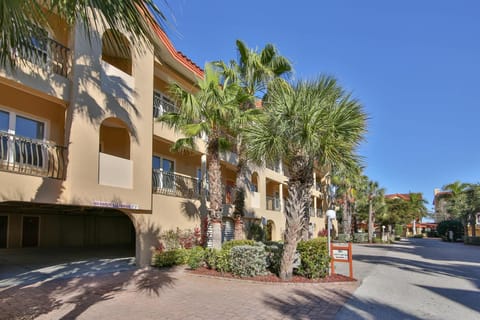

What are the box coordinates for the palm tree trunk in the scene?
[279,187,305,280]
[207,141,223,249]
[280,157,311,280]
[368,199,373,243]
[233,150,247,240]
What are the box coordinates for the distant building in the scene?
[433,188,452,222]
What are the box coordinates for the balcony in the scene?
[153,92,179,118]
[15,36,70,78]
[266,195,281,212]
[0,132,66,179]
[152,170,200,199]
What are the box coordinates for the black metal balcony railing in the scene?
[0,132,67,179]
[153,92,179,118]
[152,170,200,198]
[15,37,70,78]
[266,195,281,211]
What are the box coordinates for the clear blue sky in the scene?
[156,0,480,210]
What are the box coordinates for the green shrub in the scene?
[464,236,480,245]
[437,220,464,240]
[295,237,330,279]
[187,246,205,269]
[152,248,188,267]
[394,236,401,241]
[230,245,268,277]
[204,248,218,269]
[222,239,256,251]
[245,222,265,241]
[412,234,424,238]
[394,225,403,236]
[337,233,351,242]
[264,242,283,275]
[214,249,232,273]
[353,233,368,243]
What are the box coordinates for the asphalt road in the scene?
[335,238,480,320]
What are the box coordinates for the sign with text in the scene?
[330,242,354,279]
[332,249,349,260]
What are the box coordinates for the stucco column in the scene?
[313,171,317,191]
[279,183,284,212]
[313,195,317,217]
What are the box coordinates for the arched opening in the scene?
[100,118,131,159]
[266,220,275,241]
[251,172,259,192]
[102,29,132,75]
[0,202,136,266]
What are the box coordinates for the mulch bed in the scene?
[188,267,357,283]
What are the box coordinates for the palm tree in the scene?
[214,40,292,239]
[443,181,479,237]
[407,192,428,235]
[160,64,245,249]
[1,0,165,68]
[244,76,367,280]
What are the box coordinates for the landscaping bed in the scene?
[188,266,356,283]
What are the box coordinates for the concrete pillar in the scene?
[279,183,284,212]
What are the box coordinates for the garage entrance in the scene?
[0,201,135,260]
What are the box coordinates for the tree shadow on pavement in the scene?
[335,296,422,320]
[353,253,480,290]
[416,285,480,314]
[0,262,178,319]
[262,288,353,320]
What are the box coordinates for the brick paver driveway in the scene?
[1,259,357,320]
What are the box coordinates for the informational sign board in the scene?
[330,242,354,279]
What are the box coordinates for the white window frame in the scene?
[0,106,49,168]
[152,154,176,190]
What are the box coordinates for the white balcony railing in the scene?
[98,152,133,189]
[0,132,66,179]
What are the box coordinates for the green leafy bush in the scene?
[187,246,205,269]
[353,233,368,243]
[204,248,218,269]
[464,236,480,245]
[337,233,351,242]
[264,242,283,275]
[295,237,330,279]
[152,248,188,267]
[412,234,424,238]
[437,220,464,241]
[230,245,268,277]
[222,239,256,251]
[215,249,231,273]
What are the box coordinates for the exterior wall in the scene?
[61,18,153,210]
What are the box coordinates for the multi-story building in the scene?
[0,8,330,266]
[432,188,452,222]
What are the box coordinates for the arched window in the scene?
[99,118,130,159]
[101,29,132,75]
[251,172,259,192]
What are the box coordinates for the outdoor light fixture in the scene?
[326,209,336,275]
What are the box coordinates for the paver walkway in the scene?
[1,261,358,320]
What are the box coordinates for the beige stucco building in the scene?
[0,8,331,266]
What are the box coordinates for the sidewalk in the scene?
[1,264,358,320]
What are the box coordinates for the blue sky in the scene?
[157,0,480,210]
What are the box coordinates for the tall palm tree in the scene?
[1,0,165,68]
[214,40,292,239]
[160,64,246,249]
[244,76,367,280]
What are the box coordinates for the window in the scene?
[0,109,46,167]
[152,155,175,190]
[153,91,177,118]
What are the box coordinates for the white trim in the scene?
[0,105,49,141]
